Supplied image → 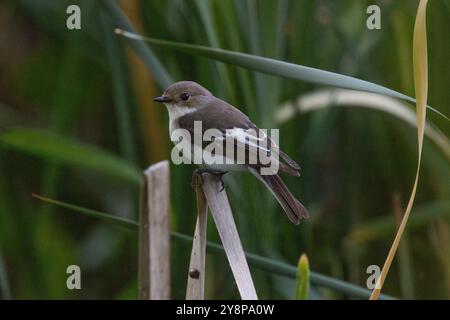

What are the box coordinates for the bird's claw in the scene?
[218,179,225,192]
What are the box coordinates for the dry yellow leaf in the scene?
[370,0,428,300]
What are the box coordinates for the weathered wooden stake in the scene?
[186,175,208,299]
[186,173,258,300]
[139,161,170,299]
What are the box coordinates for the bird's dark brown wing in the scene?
[178,97,254,133]
[178,97,300,175]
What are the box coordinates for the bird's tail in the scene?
[250,169,309,224]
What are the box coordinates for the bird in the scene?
[153,81,309,224]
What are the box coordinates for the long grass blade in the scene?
[34,195,396,300]
[101,13,137,162]
[194,0,234,100]
[32,194,139,230]
[114,29,448,120]
[275,89,450,161]
[370,0,429,300]
[100,0,173,88]
[0,128,142,186]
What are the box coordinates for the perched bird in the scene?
[154,81,309,224]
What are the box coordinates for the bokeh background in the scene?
[0,0,449,299]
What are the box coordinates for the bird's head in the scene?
[154,81,212,109]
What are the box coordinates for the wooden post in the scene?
[138,161,170,299]
[186,175,208,299]
[190,173,258,300]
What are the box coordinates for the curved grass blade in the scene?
[275,89,450,161]
[0,128,142,186]
[370,0,429,300]
[34,195,395,300]
[114,29,448,120]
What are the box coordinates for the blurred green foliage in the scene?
[0,0,449,299]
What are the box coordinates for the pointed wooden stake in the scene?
[199,173,258,300]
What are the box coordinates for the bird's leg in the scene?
[191,168,228,192]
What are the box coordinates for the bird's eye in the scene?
[180,93,191,101]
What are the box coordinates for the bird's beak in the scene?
[153,96,171,103]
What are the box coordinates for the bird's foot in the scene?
[191,168,228,192]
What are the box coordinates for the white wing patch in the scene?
[224,128,269,152]
[222,128,281,172]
